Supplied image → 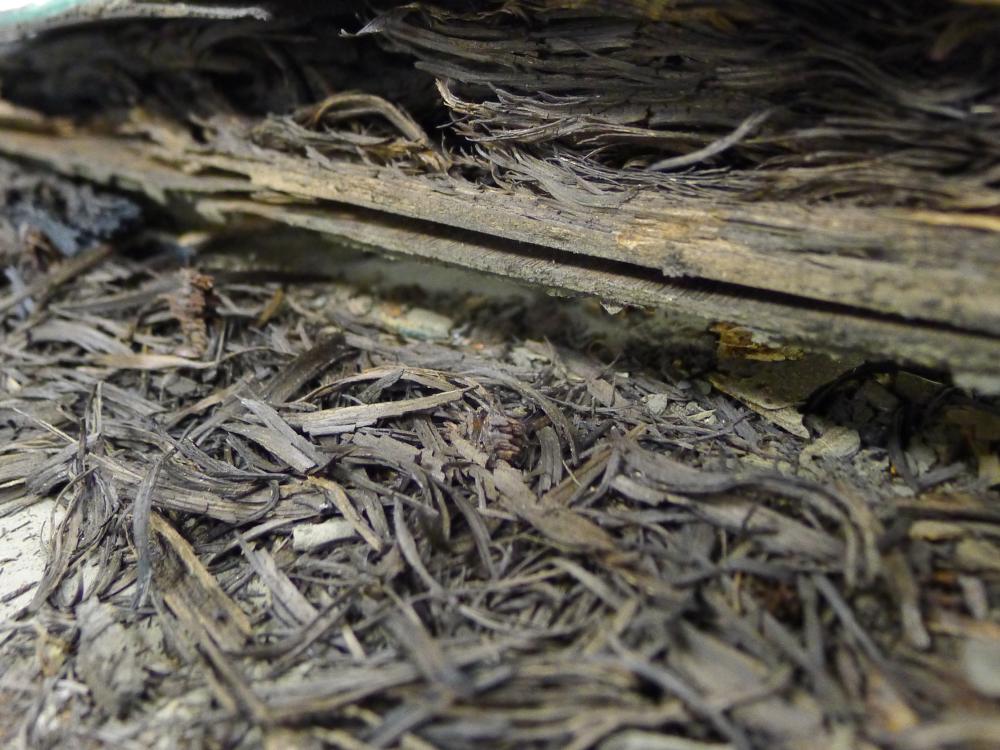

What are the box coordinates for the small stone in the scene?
[644,393,670,416]
[373,304,453,340]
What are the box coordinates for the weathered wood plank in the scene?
[2,125,998,337]
[196,197,1000,390]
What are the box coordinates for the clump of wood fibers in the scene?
[1,1,998,380]
[3,0,998,211]
[1,199,999,748]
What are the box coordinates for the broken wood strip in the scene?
[185,334,345,445]
[260,334,346,403]
[492,462,616,552]
[305,476,384,553]
[610,475,843,563]
[0,242,112,317]
[260,595,355,675]
[236,535,319,628]
[27,320,132,355]
[286,388,468,436]
[202,200,1000,390]
[303,365,457,400]
[193,622,273,724]
[542,444,615,508]
[451,492,497,580]
[132,453,167,608]
[220,422,317,473]
[2,127,998,333]
[88,454,268,523]
[393,499,446,598]
[92,352,218,370]
[26,475,85,612]
[238,399,325,465]
[149,512,252,651]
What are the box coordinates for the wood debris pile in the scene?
[1,195,999,747]
[1,6,999,745]
[5,1,999,209]
[0,1,997,383]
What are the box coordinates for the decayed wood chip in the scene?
[224,422,316,474]
[28,320,132,355]
[184,334,347,445]
[132,453,167,608]
[493,462,616,552]
[882,550,931,650]
[384,604,467,691]
[262,334,347,403]
[610,474,842,562]
[149,512,252,652]
[800,426,861,463]
[312,365,456,397]
[671,625,825,743]
[306,476,383,552]
[292,518,357,552]
[89,453,269,523]
[709,371,809,438]
[961,634,1000,698]
[393,498,445,597]
[955,537,1000,574]
[599,732,731,750]
[542,443,615,507]
[27,479,84,612]
[93,352,217,370]
[350,432,421,464]
[865,666,919,735]
[0,243,113,316]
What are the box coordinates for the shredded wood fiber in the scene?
[3,0,999,210]
[1,7,1000,745]
[0,0,997,376]
[0,217,999,748]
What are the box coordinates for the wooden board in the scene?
[1,116,996,390]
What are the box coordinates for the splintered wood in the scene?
[0,239,998,749]
[1,2,999,748]
[0,1,998,384]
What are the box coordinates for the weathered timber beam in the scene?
[1,124,997,337]
[194,197,1000,390]
[0,117,997,390]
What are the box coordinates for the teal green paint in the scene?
[0,1,89,26]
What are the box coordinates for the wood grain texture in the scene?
[1,120,997,389]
